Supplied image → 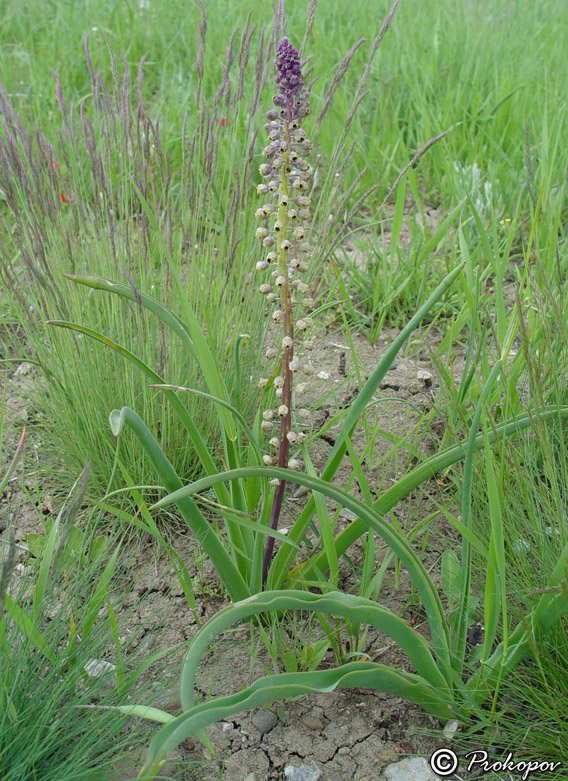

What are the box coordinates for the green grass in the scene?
[1,0,568,774]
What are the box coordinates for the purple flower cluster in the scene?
[275,37,304,99]
[273,37,310,119]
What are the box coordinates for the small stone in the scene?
[251,709,278,735]
[417,369,433,387]
[384,757,439,780]
[84,658,116,680]
[512,537,530,554]
[301,714,324,730]
[284,762,322,781]
[443,719,461,739]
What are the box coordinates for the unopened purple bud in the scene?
[275,37,304,100]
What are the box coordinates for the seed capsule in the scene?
[278,404,289,417]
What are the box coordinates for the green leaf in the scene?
[441,550,461,605]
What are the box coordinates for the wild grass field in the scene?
[1,0,568,778]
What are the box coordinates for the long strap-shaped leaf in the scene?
[109,407,250,603]
[301,406,568,580]
[62,275,198,360]
[269,261,466,585]
[47,321,250,570]
[179,591,450,708]
[139,663,456,777]
[151,467,452,683]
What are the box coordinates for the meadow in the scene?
[1,0,568,778]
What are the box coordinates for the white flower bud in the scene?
[302,297,314,307]
[274,376,284,388]
[259,163,271,176]
[297,432,308,443]
[295,383,307,395]
[255,208,267,220]
[269,437,280,448]
[268,180,278,192]
[298,208,311,220]
[275,275,286,287]
[298,260,309,273]
[263,409,274,420]
[297,282,309,293]
[266,251,277,264]
[296,196,311,207]
[272,309,283,323]
[256,260,268,271]
[274,220,283,232]
[261,420,273,432]
[288,459,301,470]
[278,404,289,417]
[280,240,291,251]
[279,194,289,206]
[258,378,268,388]
[275,387,283,398]
[303,340,314,351]
[298,408,310,419]
[296,319,308,331]
[263,454,274,465]
[270,478,281,487]
[293,227,306,241]
[302,317,314,328]
[289,357,300,371]
[300,242,312,254]
[272,156,284,170]
[263,236,275,248]
[288,208,298,220]
[257,184,269,196]
[287,431,298,444]
[255,227,269,240]
[267,292,278,303]
[282,336,293,349]
[289,257,300,269]
[303,364,315,376]
[265,347,277,359]
[259,284,272,294]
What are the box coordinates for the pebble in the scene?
[284,762,322,780]
[384,757,440,780]
[301,714,325,730]
[251,709,278,735]
[417,369,433,387]
[443,719,461,739]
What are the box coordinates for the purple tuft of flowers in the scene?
[275,37,304,98]
[273,37,310,118]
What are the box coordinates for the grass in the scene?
[1,0,568,776]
